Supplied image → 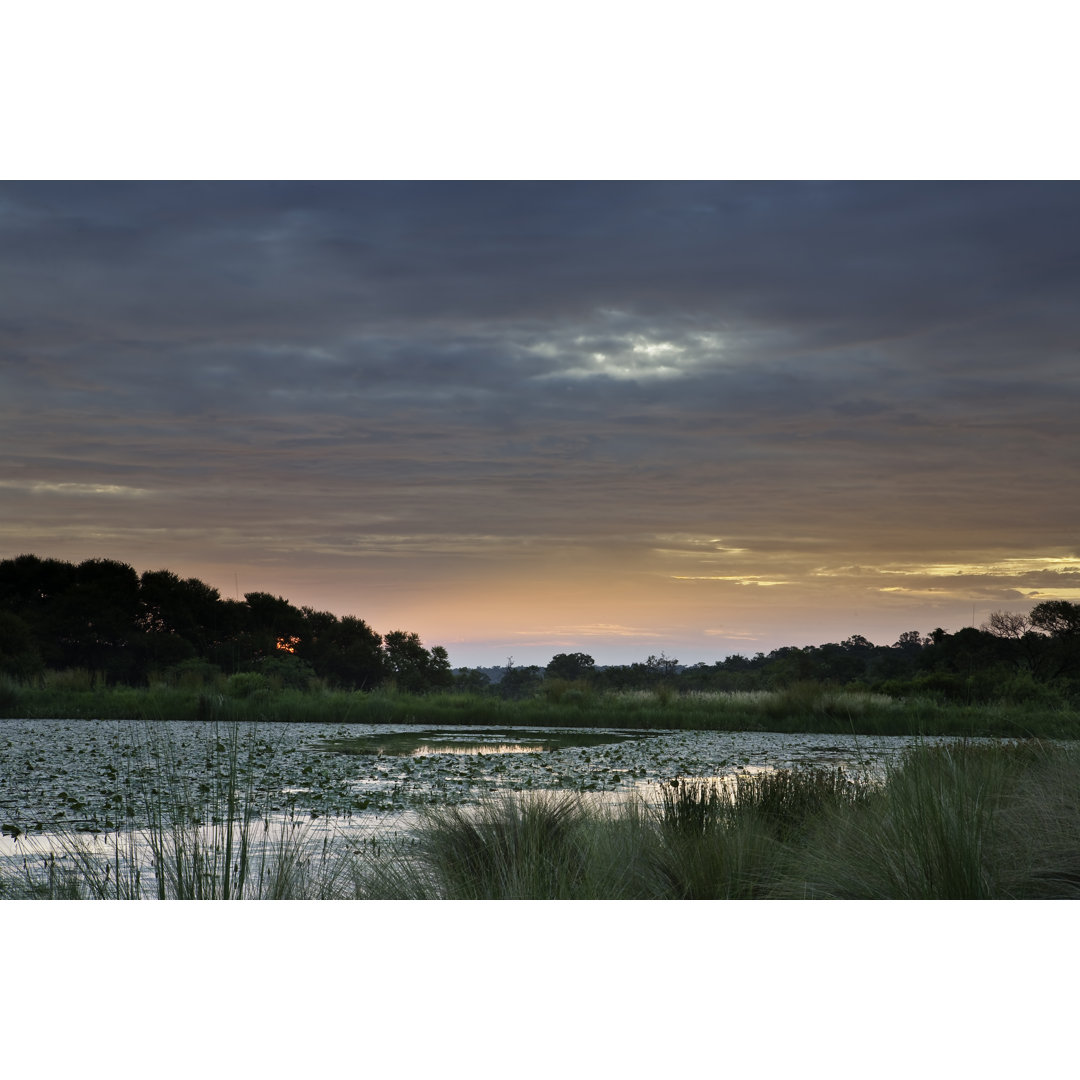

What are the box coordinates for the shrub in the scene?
[225,672,270,699]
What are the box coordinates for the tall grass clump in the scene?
[993,744,1080,899]
[398,792,594,899]
[0,676,19,714]
[778,741,1046,899]
[371,768,882,901]
[647,768,873,898]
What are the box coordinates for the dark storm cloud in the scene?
[5,182,1079,344]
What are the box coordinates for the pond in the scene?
[0,717,968,860]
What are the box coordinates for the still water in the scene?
[0,717,966,863]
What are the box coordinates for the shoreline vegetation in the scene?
[3,556,1080,735]
[1,676,1079,738]
[3,727,1078,900]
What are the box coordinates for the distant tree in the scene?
[454,667,492,693]
[981,611,1032,639]
[841,635,874,652]
[427,645,454,689]
[1027,601,1080,682]
[645,652,680,678]
[0,552,458,690]
[1030,600,1080,637]
[893,630,927,650]
[498,662,544,699]
[382,631,452,692]
[545,652,596,681]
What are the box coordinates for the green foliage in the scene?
[497,662,543,700]
[159,658,224,690]
[454,667,492,692]
[778,743,1026,898]
[540,677,594,706]
[1,679,1077,737]
[225,672,271,699]
[255,654,318,690]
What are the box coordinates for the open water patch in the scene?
[307,727,650,758]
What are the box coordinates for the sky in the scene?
[3,180,1079,667]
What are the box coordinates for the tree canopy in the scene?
[3,556,1079,707]
[0,554,449,690]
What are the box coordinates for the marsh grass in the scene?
[404,792,591,899]
[647,769,872,898]
[4,679,1077,737]
[774,741,1072,899]
[369,767,877,900]
[360,742,1080,900]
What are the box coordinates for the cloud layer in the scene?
[3,181,1079,663]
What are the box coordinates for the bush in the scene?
[161,658,223,691]
[255,654,318,691]
[225,672,270,699]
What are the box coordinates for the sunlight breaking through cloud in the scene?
[671,575,792,587]
[877,556,1080,577]
[532,329,725,380]
[13,481,154,498]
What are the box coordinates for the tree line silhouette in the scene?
[0,554,450,691]
[2,553,1079,704]
[476,607,1080,705]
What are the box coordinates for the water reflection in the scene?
[410,743,544,756]
[309,728,648,758]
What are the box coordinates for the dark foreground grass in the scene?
[364,741,1080,900]
[5,726,1080,899]
[3,675,1078,737]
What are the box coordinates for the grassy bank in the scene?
[2,674,1078,737]
[365,739,1080,900]
[4,726,1080,899]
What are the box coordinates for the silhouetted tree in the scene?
[1030,600,1080,637]
[383,631,452,692]
[454,667,492,692]
[545,652,596,681]
[56,559,142,680]
[982,611,1031,639]
[0,610,44,679]
[296,610,386,689]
